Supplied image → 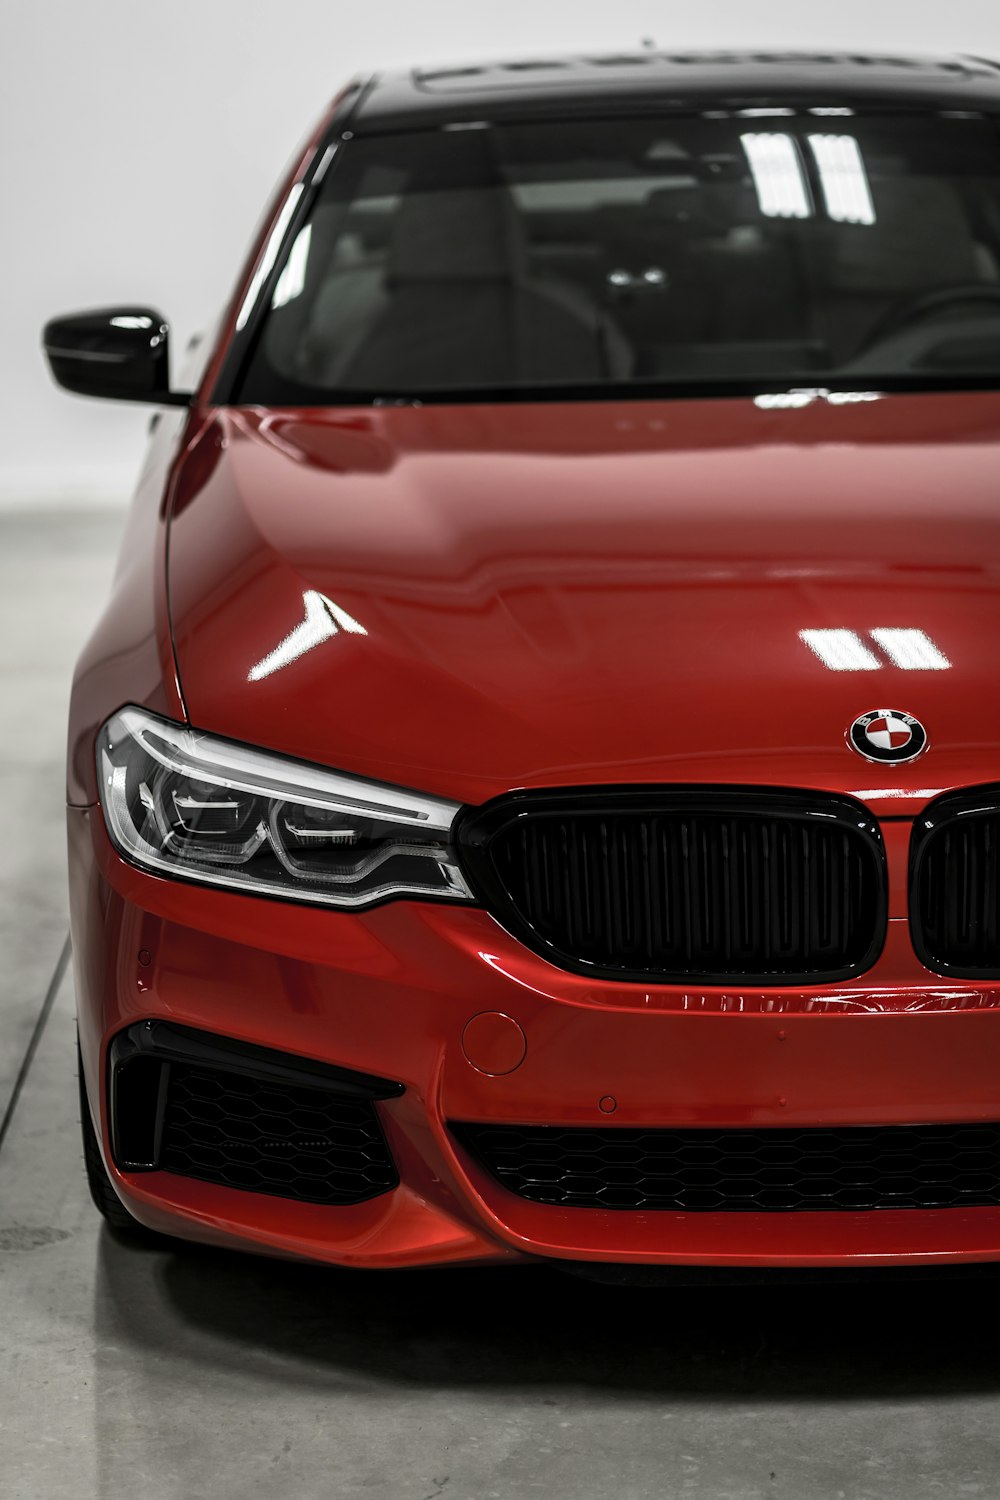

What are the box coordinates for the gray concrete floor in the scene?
[0,508,119,1120]
[3,508,1000,1500]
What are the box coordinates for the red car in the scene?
[47,51,1000,1272]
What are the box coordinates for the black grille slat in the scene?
[158,1061,398,1206]
[912,789,1000,976]
[456,1121,1000,1212]
[460,790,886,984]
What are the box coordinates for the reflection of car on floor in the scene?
[44,50,1000,1271]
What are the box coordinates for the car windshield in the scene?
[236,111,1000,403]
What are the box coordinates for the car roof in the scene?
[352,51,1000,132]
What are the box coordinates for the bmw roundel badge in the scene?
[848,708,928,764]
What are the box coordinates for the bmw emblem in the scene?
[848,709,928,764]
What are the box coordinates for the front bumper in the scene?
[70,804,1000,1269]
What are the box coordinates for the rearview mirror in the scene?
[42,307,191,406]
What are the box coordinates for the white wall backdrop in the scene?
[3,0,1000,507]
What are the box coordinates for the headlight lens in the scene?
[97,707,472,909]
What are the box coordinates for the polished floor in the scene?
[3,508,1000,1500]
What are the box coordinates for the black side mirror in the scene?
[42,307,191,406]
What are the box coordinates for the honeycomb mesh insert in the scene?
[160,1061,398,1205]
[455,1121,1000,1211]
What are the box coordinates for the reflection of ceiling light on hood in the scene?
[754,390,818,410]
[800,629,881,671]
[825,390,882,405]
[754,388,882,410]
[869,628,950,670]
[248,589,367,682]
[801,628,951,672]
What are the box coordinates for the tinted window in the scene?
[237,113,1000,401]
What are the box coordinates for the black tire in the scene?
[78,1039,145,1234]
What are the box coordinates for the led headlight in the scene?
[97,707,472,909]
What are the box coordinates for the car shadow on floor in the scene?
[94,1227,1000,1399]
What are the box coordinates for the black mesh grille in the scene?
[456,1121,1000,1212]
[159,1062,398,1206]
[912,789,1000,977]
[459,790,886,983]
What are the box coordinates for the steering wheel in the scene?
[859,283,1000,353]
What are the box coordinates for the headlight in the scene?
[97,707,472,909]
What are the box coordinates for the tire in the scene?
[77,1039,145,1234]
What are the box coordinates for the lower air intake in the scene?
[109,1021,401,1206]
[454,1121,1000,1211]
[159,1063,398,1205]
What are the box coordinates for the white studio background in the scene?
[3,0,1000,508]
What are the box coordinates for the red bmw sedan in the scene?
[47,51,1000,1271]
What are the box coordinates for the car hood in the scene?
[167,392,1000,816]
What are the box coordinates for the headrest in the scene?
[388,188,525,281]
[828,178,979,293]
